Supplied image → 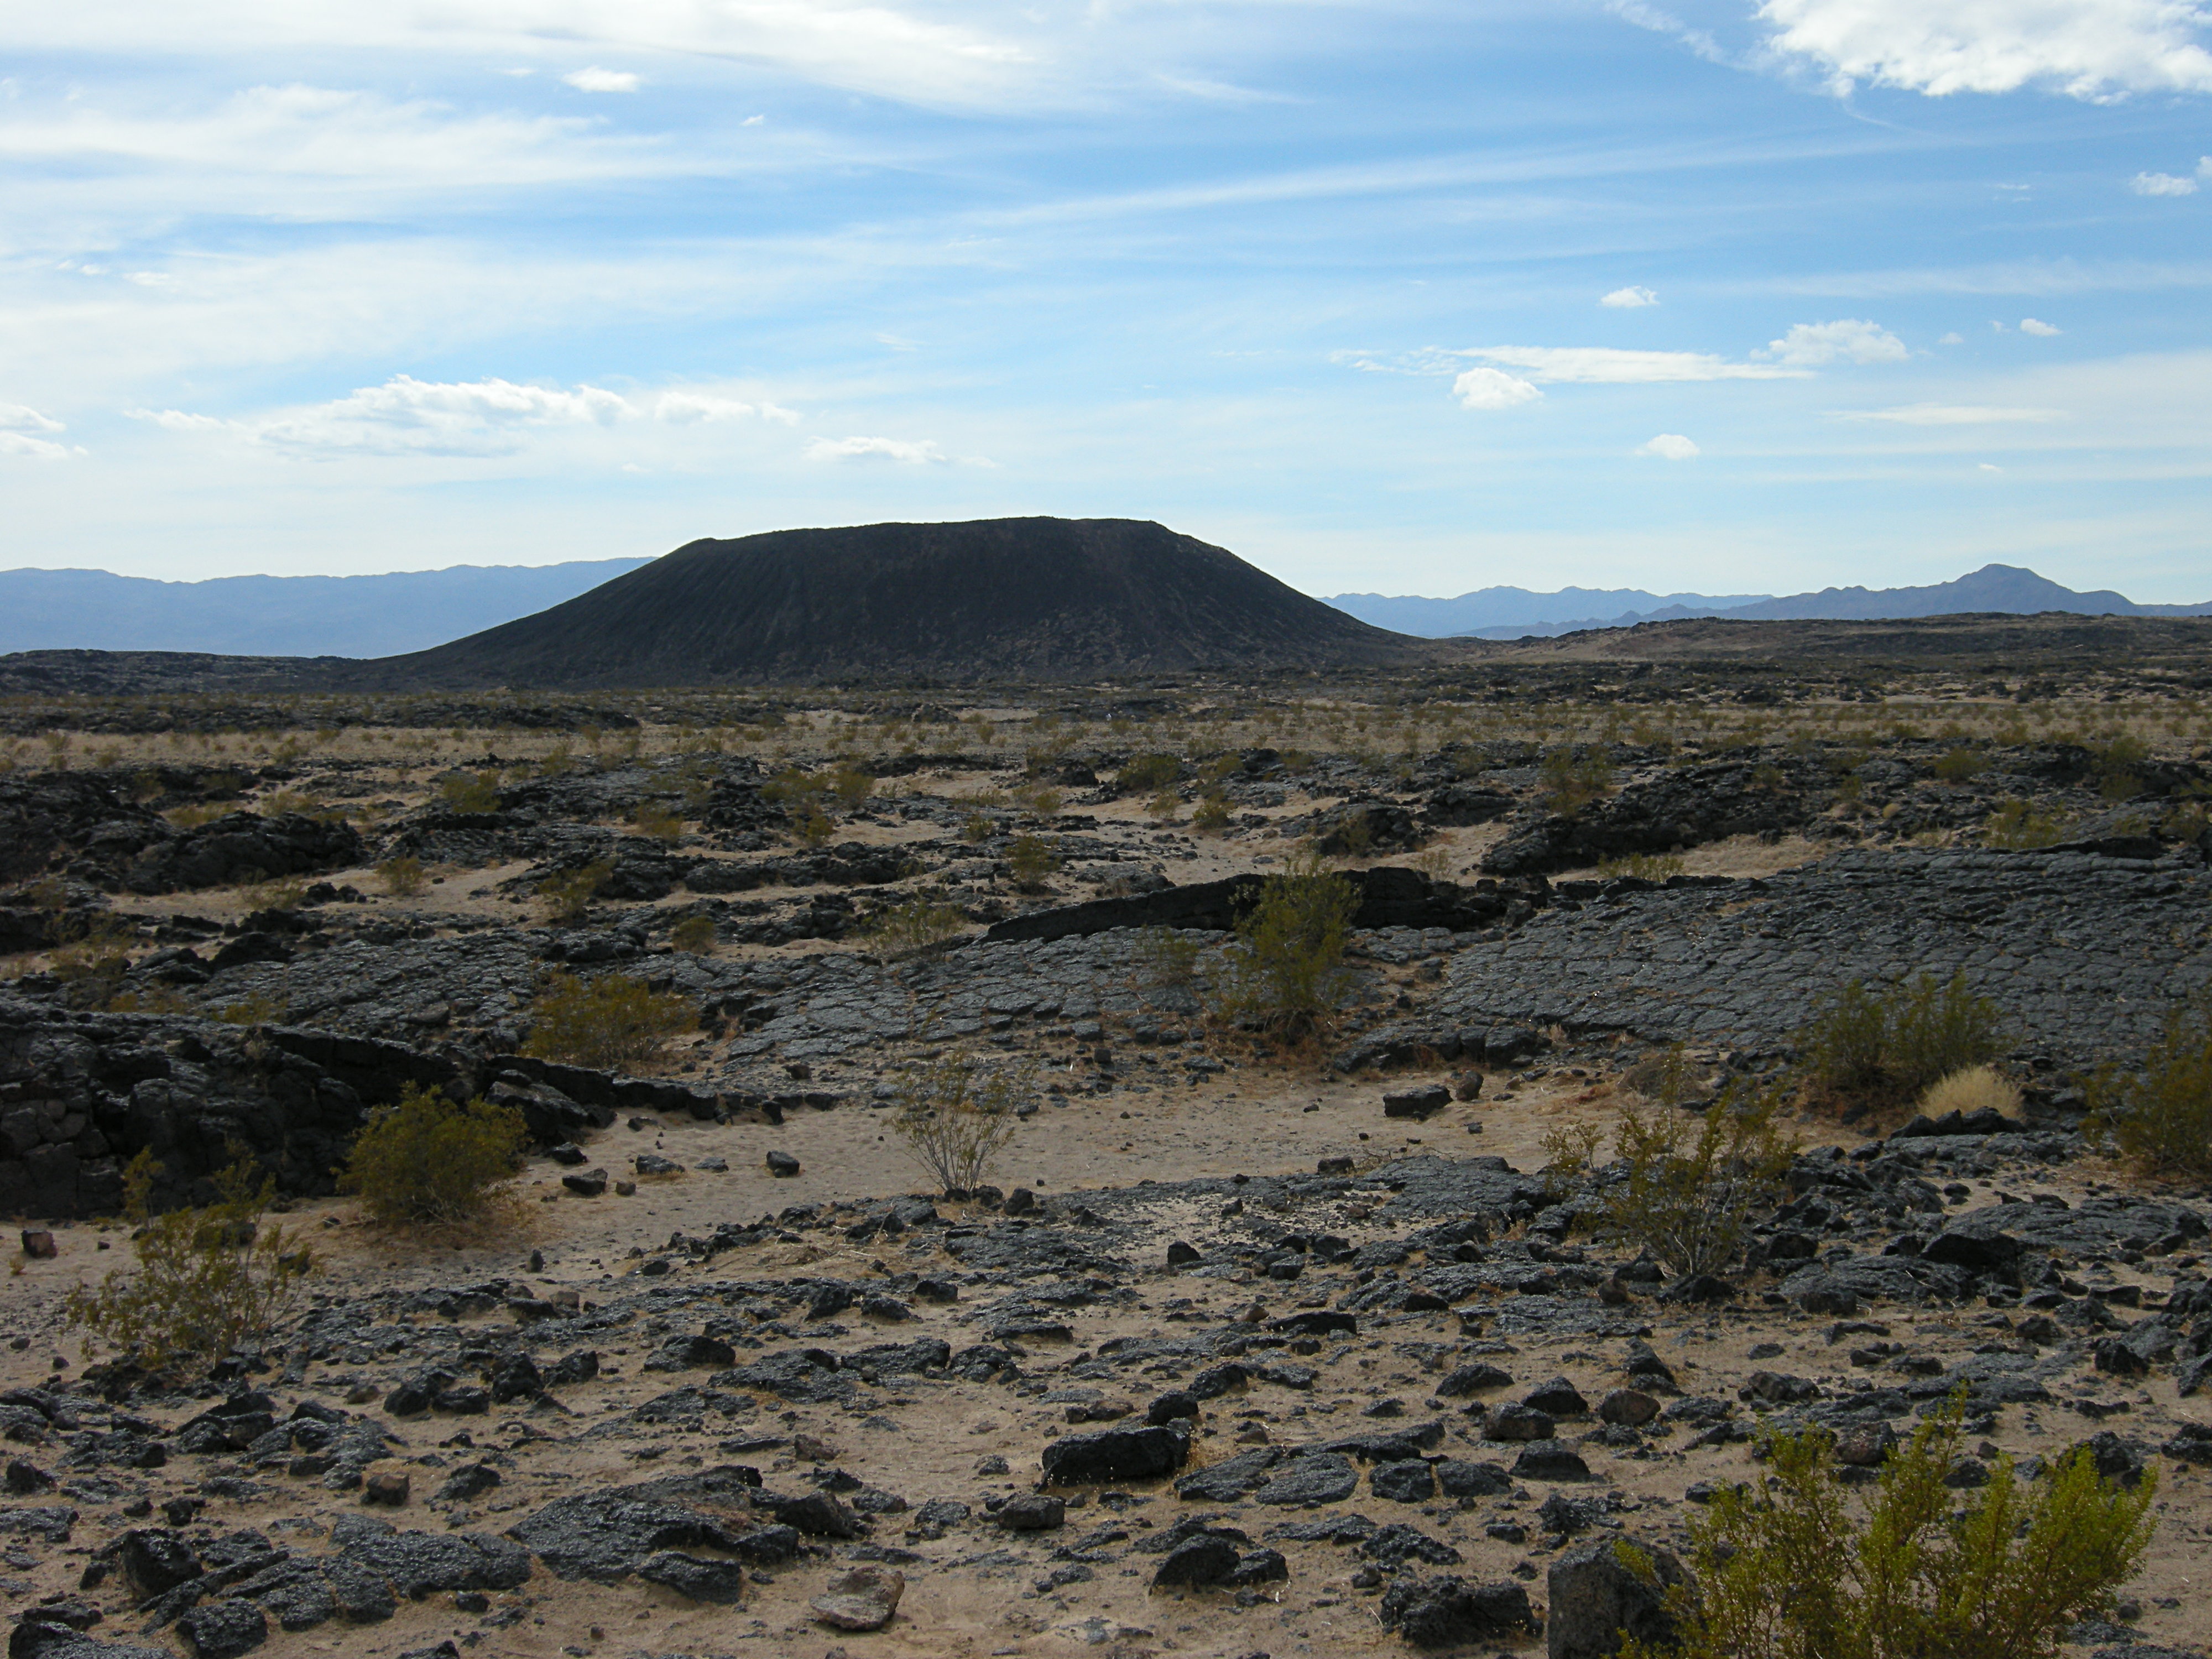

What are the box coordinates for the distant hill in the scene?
[378,517,1425,687]
[1332,564,2212,638]
[0,559,655,656]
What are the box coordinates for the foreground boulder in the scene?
[1547,1540,1689,1659]
[1379,1575,1539,1646]
[1040,1426,1189,1485]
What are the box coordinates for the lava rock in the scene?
[809,1565,902,1631]
[636,1550,745,1604]
[1370,1459,1437,1503]
[1547,1538,1688,1659]
[1040,1426,1189,1485]
[1379,1575,1538,1647]
[174,1599,268,1659]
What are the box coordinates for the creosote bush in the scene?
[631,804,686,843]
[2089,996,2212,1177]
[66,1147,315,1371]
[378,854,428,897]
[338,1082,529,1226]
[1618,1393,2156,1659]
[1006,833,1060,890]
[1116,752,1180,792]
[1800,971,2001,1114]
[436,770,501,813]
[1208,854,1358,1037]
[1588,1085,1791,1276]
[891,1052,1030,1197]
[521,969,693,1070]
[670,913,719,954]
[1539,748,1615,816]
[1984,798,2069,848]
[863,895,969,956]
[539,858,613,923]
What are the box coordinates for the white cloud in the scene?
[1837,403,2066,424]
[2020,317,2063,335]
[133,374,637,456]
[0,431,75,460]
[0,402,64,434]
[2131,170,2200,195]
[1460,346,1807,383]
[563,67,640,93]
[1600,285,1660,308]
[1757,0,2212,99]
[1980,462,2004,472]
[653,392,755,424]
[805,434,948,463]
[1759,317,1909,365]
[1452,368,1544,410]
[1639,433,1700,460]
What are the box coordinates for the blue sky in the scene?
[3,1,2209,601]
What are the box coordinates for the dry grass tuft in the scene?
[1918,1064,2022,1120]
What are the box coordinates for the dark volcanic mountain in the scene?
[378,517,1423,687]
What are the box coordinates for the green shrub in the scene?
[1551,1085,1791,1277]
[2089,997,2212,1176]
[1597,852,1686,881]
[864,895,969,955]
[1539,748,1615,816]
[378,854,428,896]
[65,1148,315,1371]
[793,804,833,847]
[437,770,501,813]
[1208,855,1358,1036]
[2095,733,2150,800]
[1619,1393,2155,1659]
[828,762,874,808]
[631,804,686,843]
[1801,972,2000,1111]
[539,858,613,923]
[1117,752,1180,792]
[1933,745,1987,781]
[1984,798,2068,848]
[670,914,719,954]
[522,969,693,1070]
[1191,791,1233,836]
[1007,833,1060,889]
[338,1083,528,1225]
[890,1053,1030,1197]
[1137,925,1203,989]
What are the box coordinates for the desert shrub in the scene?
[1137,925,1204,989]
[670,914,719,954]
[2095,732,2150,800]
[1933,745,1987,781]
[1919,1063,2021,1121]
[437,770,501,813]
[521,969,693,1070]
[66,1148,315,1371]
[1145,790,1182,823]
[338,1083,528,1225]
[793,804,833,847]
[962,811,993,844]
[1208,855,1358,1036]
[1984,798,2068,848]
[1191,791,1232,836]
[2088,997,2212,1176]
[864,895,969,955]
[539,858,613,923]
[1618,1393,2155,1659]
[1575,1085,1792,1277]
[1597,852,1686,881]
[378,854,428,897]
[828,762,874,808]
[1750,762,1785,793]
[165,802,227,830]
[632,804,686,843]
[891,1053,1031,1197]
[1007,833,1060,889]
[1020,785,1063,816]
[1801,972,2000,1110]
[1623,1042,1701,1107]
[1539,748,1614,816]
[1118,752,1180,792]
[213,992,289,1026]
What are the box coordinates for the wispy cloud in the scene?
[1455,346,1808,384]
[2131,170,2199,196]
[563,67,641,93]
[1600,285,1660,308]
[0,401,76,459]
[1835,404,2067,425]
[804,434,948,463]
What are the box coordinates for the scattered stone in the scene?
[1379,1575,1538,1647]
[1547,1539,1688,1659]
[810,1566,904,1631]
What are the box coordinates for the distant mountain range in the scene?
[1329,564,2212,639]
[0,559,655,656]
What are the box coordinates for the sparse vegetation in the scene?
[339,1083,529,1226]
[2089,996,2212,1176]
[890,1052,1031,1197]
[378,853,428,896]
[1208,854,1358,1036]
[632,803,686,843]
[1918,1062,2021,1121]
[1006,833,1060,889]
[670,913,719,954]
[1597,852,1686,881]
[1984,797,2069,848]
[863,895,970,954]
[1539,748,1614,816]
[521,969,693,1070]
[436,770,502,813]
[1619,1393,2155,1659]
[1933,745,1987,781]
[1800,971,2001,1113]
[1117,752,1180,792]
[66,1148,315,1371]
[539,858,613,923]
[1191,790,1233,834]
[1137,925,1204,989]
[1556,1084,1792,1277]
